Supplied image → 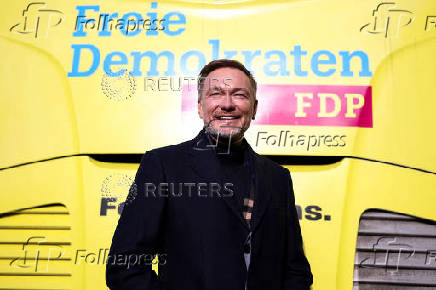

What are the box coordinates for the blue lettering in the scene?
[223,50,238,59]
[120,12,143,36]
[68,44,100,77]
[66,39,372,79]
[130,51,175,76]
[242,50,261,74]
[209,39,220,60]
[311,50,336,77]
[290,45,308,77]
[339,51,373,77]
[73,5,100,37]
[163,11,186,36]
[180,50,206,76]
[98,12,119,37]
[146,2,159,36]
[264,50,290,76]
[103,51,128,76]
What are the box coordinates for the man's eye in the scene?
[235,93,247,98]
[209,92,220,96]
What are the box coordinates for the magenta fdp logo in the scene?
[182,84,372,128]
[253,85,372,128]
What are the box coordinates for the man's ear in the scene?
[252,99,258,120]
[197,99,204,119]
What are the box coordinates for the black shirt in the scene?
[201,129,253,217]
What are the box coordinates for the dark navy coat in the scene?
[106,131,312,290]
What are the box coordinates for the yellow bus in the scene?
[1,0,435,289]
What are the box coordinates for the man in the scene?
[106,59,313,290]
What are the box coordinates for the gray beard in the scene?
[204,121,245,142]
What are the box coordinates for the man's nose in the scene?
[219,93,235,111]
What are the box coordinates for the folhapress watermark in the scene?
[358,236,436,273]
[75,249,167,269]
[8,236,65,272]
[10,2,63,38]
[8,236,167,272]
[74,14,166,36]
[360,2,414,38]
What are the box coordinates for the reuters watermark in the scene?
[143,76,232,92]
[144,182,234,198]
[101,72,234,100]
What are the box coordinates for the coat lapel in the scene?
[186,131,249,231]
[249,149,272,234]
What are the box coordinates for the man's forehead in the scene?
[204,68,250,86]
[206,67,248,78]
[208,86,250,92]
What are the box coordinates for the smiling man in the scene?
[198,64,257,142]
[107,59,313,290]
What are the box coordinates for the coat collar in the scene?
[186,129,272,233]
